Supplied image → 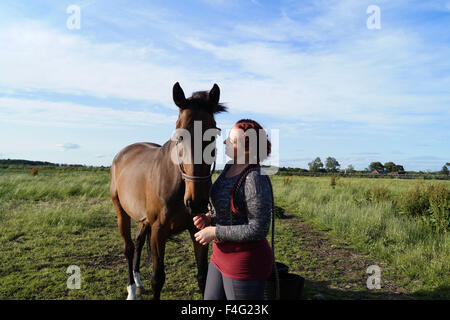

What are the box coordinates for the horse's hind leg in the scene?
[112,196,136,300]
[133,222,150,295]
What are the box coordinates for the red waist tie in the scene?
[211,238,273,280]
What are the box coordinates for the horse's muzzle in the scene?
[185,199,209,216]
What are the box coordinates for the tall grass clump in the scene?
[364,185,392,202]
[282,176,293,186]
[330,174,337,189]
[30,167,39,176]
[398,183,450,234]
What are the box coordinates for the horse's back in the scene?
[110,142,162,222]
[113,142,160,164]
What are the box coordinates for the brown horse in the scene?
[110,82,226,300]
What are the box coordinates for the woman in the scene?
[193,119,274,300]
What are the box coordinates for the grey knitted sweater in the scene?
[209,162,273,243]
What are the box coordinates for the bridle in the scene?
[175,128,220,182]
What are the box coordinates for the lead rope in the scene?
[229,164,280,300]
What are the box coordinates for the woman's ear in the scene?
[173,82,187,109]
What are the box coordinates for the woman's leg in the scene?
[203,262,226,300]
[222,275,266,300]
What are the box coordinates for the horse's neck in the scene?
[159,139,184,188]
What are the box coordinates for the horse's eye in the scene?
[178,135,183,142]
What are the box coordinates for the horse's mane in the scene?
[186,91,228,115]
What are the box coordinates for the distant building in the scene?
[370,169,385,175]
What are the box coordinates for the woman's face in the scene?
[224,125,246,162]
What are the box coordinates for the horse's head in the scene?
[172,82,227,215]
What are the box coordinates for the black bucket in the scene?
[264,262,305,300]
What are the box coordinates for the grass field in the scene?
[0,168,448,299]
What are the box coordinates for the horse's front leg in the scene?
[150,221,169,300]
[189,227,209,297]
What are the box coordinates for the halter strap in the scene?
[175,140,216,182]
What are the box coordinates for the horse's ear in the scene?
[173,82,187,109]
[208,83,220,106]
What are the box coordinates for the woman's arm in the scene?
[215,171,273,242]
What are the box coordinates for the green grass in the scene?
[272,176,450,298]
[0,168,204,300]
[0,168,448,299]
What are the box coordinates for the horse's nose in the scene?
[185,198,209,214]
[198,199,210,213]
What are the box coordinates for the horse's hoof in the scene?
[136,286,146,295]
[126,284,137,300]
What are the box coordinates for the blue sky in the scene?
[0,0,449,171]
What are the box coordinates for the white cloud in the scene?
[184,35,449,129]
[181,0,450,129]
[0,97,178,128]
[0,22,205,108]
[0,4,449,132]
[56,143,80,151]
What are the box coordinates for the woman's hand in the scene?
[193,212,212,230]
[194,226,216,246]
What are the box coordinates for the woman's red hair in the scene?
[233,119,271,164]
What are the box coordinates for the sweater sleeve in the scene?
[215,170,273,242]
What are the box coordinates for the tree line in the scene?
[279,157,450,175]
[2,158,449,176]
[0,159,85,168]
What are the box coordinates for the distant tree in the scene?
[384,162,396,173]
[393,164,405,172]
[369,162,384,172]
[441,165,449,176]
[308,157,324,172]
[346,164,355,173]
[325,157,340,172]
[383,162,405,173]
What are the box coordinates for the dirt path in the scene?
[279,213,419,300]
